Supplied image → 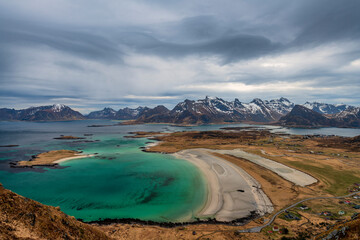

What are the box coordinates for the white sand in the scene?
[173,149,273,222]
[213,149,317,187]
[53,154,95,164]
[145,142,159,150]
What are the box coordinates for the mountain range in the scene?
[279,105,360,128]
[86,106,147,120]
[0,104,85,121]
[302,102,351,115]
[0,98,359,128]
[132,97,295,124]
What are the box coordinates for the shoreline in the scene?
[173,148,274,222]
[14,150,95,168]
[53,154,95,164]
[213,149,318,187]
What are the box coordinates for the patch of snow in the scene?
[52,104,66,112]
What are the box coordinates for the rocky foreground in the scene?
[0,184,110,240]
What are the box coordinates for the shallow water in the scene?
[0,120,359,222]
[0,121,207,222]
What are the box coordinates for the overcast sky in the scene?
[1,0,360,113]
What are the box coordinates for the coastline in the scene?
[15,150,95,167]
[213,149,318,187]
[53,154,95,164]
[173,148,274,222]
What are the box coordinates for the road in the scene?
[237,191,359,233]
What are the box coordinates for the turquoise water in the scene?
[0,120,359,222]
[0,126,207,222]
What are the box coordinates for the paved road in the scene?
[238,191,360,233]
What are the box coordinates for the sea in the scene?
[0,120,359,222]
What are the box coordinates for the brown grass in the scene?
[17,150,79,166]
[0,184,110,240]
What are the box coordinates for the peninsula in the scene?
[16,150,94,167]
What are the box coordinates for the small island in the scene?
[54,135,85,140]
[16,150,93,167]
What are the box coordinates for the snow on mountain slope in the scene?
[335,106,360,118]
[87,107,117,119]
[302,102,352,114]
[87,106,147,120]
[0,104,85,121]
[265,97,294,115]
[138,96,296,124]
[51,104,67,112]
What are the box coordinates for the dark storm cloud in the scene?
[0,19,123,63]
[0,0,360,111]
[291,0,360,46]
[118,31,282,62]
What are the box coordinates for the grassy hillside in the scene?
[0,183,111,240]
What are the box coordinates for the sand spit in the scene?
[214,149,317,187]
[16,150,95,167]
[173,149,273,222]
[53,154,95,164]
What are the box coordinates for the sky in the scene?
[0,0,360,113]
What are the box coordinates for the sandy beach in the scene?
[17,150,94,167]
[214,149,318,187]
[173,149,273,222]
[53,154,95,164]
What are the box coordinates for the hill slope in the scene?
[0,183,110,240]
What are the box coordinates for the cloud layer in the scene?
[0,0,359,113]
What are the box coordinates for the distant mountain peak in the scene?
[0,104,85,121]
[279,97,290,101]
[302,101,352,114]
[279,104,360,128]
[51,104,67,112]
[134,96,296,124]
[251,98,265,104]
[87,106,146,120]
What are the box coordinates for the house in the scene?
[344,200,351,205]
[321,211,332,216]
[299,205,309,210]
[353,205,360,209]
[338,210,345,215]
[272,226,279,232]
[353,195,360,199]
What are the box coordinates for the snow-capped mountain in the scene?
[334,106,360,127]
[302,102,352,114]
[86,106,147,120]
[135,96,295,124]
[279,105,360,128]
[0,104,85,121]
[116,107,148,120]
[86,107,117,119]
[279,105,334,127]
[334,106,360,118]
[51,104,67,112]
[265,97,295,115]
